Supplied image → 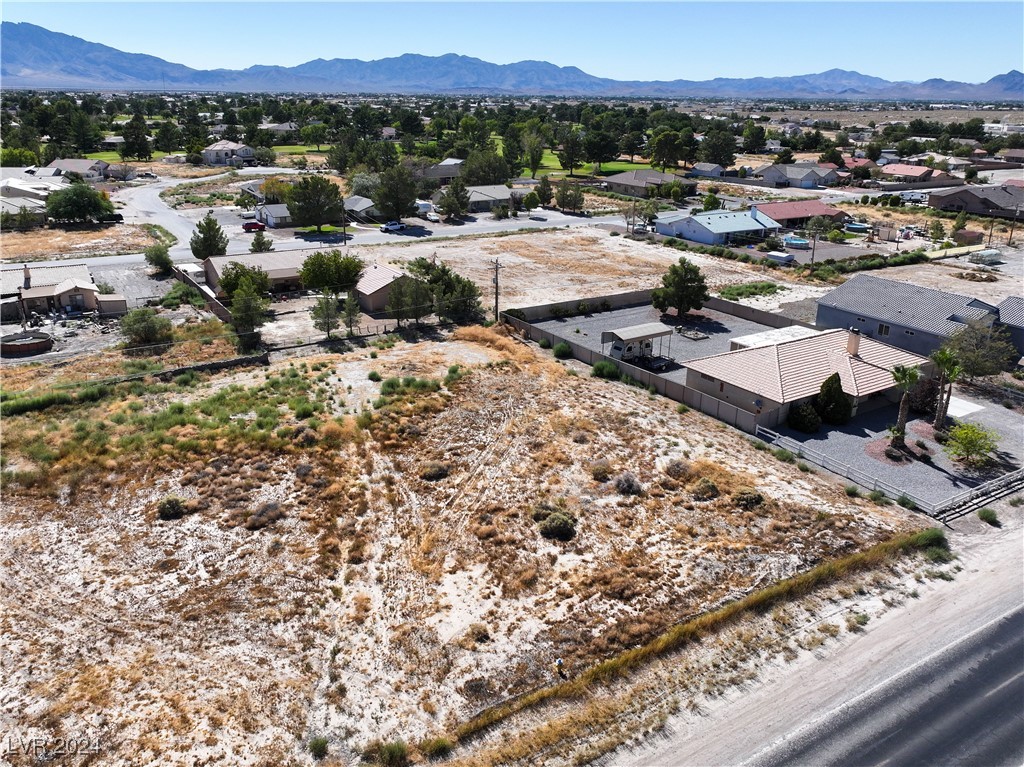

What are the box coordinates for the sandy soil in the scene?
[369,228,807,309]
[0,327,914,766]
[0,225,161,262]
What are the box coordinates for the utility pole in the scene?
[987,210,996,246]
[491,258,504,322]
[1007,204,1020,246]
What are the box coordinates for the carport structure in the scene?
[600,322,675,363]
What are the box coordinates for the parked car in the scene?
[425,211,440,223]
[137,171,157,179]
[98,213,123,223]
[380,221,406,232]
[243,221,266,232]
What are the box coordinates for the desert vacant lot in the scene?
[0,326,922,766]
[0,224,161,262]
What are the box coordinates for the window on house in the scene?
[700,373,716,382]
[904,330,915,336]
[878,323,890,336]
[856,317,865,323]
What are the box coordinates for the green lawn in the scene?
[272,144,327,155]
[294,225,354,234]
[85,150,173,162]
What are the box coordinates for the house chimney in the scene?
[23,264,31,289]
[847,327,861,356]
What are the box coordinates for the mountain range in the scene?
[2,22,1022,100]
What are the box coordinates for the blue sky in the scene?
[3,2,1022,83]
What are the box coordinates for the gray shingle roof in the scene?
[998,295,1024,328]
[817,274,998,337]
[929,184,1024,210]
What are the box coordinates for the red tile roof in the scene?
[750,200,847,223]
[880,163,932,178]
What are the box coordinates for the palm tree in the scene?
[890,364,921,449]
[930,348,962,429]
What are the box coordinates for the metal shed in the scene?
[600,322,675,363]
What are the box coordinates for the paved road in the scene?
[615,520,1024,767]
[747,606,1024,767]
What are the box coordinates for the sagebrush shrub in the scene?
[538,511,576,541]
[614,471,642,496]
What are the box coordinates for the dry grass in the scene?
[0,223,159,262]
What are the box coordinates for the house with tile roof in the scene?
[749,200,849,229]
[0,262,95,322]
[684,328,932,428]
[356,263,414,313]
[928,184,1024,218]
[669,208,780,246]
[603,169,694,197]
[815,274,999,356]
[753,163,838,189]
[201,140,255,167]
[997,295,1024,358]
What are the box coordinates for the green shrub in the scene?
[591,360,620,380]
[538,337,551,349]
[924,545,954,564]
[772,448,796,464]
[690,477,719,500]
[419,461,449,481]
[787,402,821,433]
[589,459,612,482]
[308,736,328,760]
[157,496,189,521]
[868,490,889,505]
[817,372,852,425]
[845,485,861,497]
[977,507,1000,526]
[538,511,576,541]
[377,740,409,767]
[896,494,917,510]
[552,342,572,359]
[420,737,454,759]
[1,391,75,417]
[732,488,763,509]
[368,370,382,382]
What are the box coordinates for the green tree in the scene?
[386,277,410,326]
[144,243,174,276]
[865,143,883,162]
[343,292,361,335]
[299,250,364,295]
[120,308,173,348]
[1,147,40,166]
[818,147,844,166]
[45,183,114,224]
[944,319,1018,379]
[556,127,584,177]
[928,220,947,242]
[930,347,962,429]
[347,172,380,199]
[300,123,328,150]
[230,281,269,351]
[652,258,710,317]
[943,422,999,467]
[325,144,349,175]
[120,112,152,161]
[742,121,766,153]
[555,179,584,212]
[583,129,619,172]
[218,263,271,300]
[190,212,228,258]
[407,257,482,324]
[437,177,470,219]
[154,121,181,153]
[253,146,277,166]
[311,294,341,339]
[619,131,644,163]
[462,150,512,186]
[407,279,435,326]
[650,131,683,172]
[287,175,344,234]
[776,148,796,164]
[816,372,852,424]
[697,129,736,168]
[536,175,553,206]
[523,132,546,179]
[249,230,274,253]
[889,364,920,449]
[522,190,540,215]
[702,192,722,211]
[951,210,968,233]
[373,165,418,222]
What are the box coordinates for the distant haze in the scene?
[1,21,1022,100]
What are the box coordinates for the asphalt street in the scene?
[747,606,1024,767]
